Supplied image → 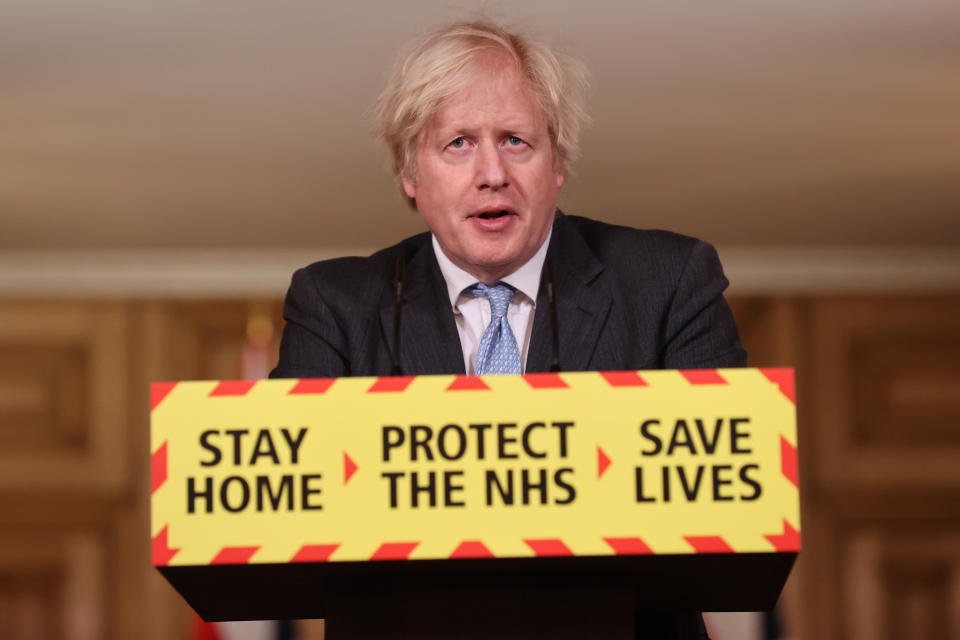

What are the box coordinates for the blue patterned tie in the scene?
[472,283,521,375]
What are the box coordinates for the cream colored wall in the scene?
[2,0,959,251]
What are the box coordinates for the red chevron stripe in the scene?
[150,382,177,410]
[764,520,801,552]
[600,371,649,387]
[449,540,495,558]
[524,539,573,556]
[523,373,568,389]
[760,368,795,404]
[210,546,260,564]
[604,537,653,555]
[446,376,491,391]
[368,377,414,392]
[209,380,256,396]
[288,378,336,394]
[291,544,340,562]
[781,436,799,488]
[370,542,419,560]
[684,536,734,553]
[151,525,180,566]
[679,370,727,385]
[151,441,167,494]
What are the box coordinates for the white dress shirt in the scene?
[432,229,551,375]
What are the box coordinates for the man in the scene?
[272,21,743,380]
[272,20,743,639]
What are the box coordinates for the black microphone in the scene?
[544,258,561,372]
[391,254,405,376]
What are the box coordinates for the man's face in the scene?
[402,51,563,284]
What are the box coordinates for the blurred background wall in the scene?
[0,1,958,639]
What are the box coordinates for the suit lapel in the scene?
[380,239,465,376]
[527,215,612,373]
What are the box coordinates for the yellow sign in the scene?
[150,368,799,567]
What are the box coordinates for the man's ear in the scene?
[402,174,416,199]
[556,170,565,189]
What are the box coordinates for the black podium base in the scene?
[161,551,795,636]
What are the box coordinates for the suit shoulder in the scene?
[292,232,431,304]
[562,214,708,266]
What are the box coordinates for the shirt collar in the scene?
[432,226,552,308]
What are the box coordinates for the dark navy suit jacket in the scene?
[271,212,745,379]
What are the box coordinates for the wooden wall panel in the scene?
[808,297,960,490]
[0,299,283,640]
[850,337,960,447]
[728,297,803,369]
[143,301,282,382]
[800,296,960,640]
[0,343,85,450]
[0,302,128,494]
[0,301,132,640]
[0,528,105,640]
[800,497,960,640]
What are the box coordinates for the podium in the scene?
[150,369,799,635]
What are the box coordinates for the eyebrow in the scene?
[433,123,541,141]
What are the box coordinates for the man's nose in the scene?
[475,143,508,191]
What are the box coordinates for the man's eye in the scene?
[449,137,466,149]
[508,136,524,146]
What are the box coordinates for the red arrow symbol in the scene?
[344,452,358,484]
[598,446,611,478]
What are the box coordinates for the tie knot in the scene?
[472,283,514,319]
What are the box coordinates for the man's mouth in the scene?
[472,207,516,220]
[477,210,510,220]
[469,207,517,231]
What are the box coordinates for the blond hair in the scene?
[375,21,589,204]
